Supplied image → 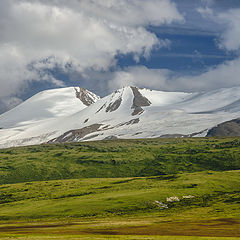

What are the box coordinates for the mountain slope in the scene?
[0,86,240,148]
[0,87,99,129]
[50,86,240,142]
[0,87,100,147]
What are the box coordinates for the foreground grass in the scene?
[0,170,240,221]
[0,170,240,238]
[1,217,240,238]
[0,235,240,240]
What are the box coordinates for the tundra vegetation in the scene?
[0,137,240,239]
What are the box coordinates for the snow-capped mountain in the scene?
[0,86,240,148]
[0,87,100,128]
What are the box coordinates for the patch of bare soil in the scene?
[83,218,240,237]
[1,219,240,237]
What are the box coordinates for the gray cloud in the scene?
[0,0,183,112]
[0,97,23,115]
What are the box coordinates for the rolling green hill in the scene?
[1,137,240,184]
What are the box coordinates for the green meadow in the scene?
[1,137,240,184]
[0,137,240,239]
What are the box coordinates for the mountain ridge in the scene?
[0,85,240,148]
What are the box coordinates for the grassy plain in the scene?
[0,137,240,239]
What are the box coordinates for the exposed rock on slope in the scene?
[207,118,240,137]
[131,86,151,115]
[96,88,124,113]
[49,124,102,143]
[75,87,100,106]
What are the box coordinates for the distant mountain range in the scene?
[0,86,240,148]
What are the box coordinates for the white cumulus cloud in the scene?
[108,66,171,91]
[197,5,240,52]
[217,9,240,51]
[109,56,240,93]
[0,0,183,110]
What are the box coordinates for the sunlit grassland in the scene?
[0,137,240,239]
[0,171,240,238]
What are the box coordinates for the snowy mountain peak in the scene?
[95,87,126,114]
[1,85,240,148]
[0,87,99,129]
[95,86,152,116]
[74,87,100,106]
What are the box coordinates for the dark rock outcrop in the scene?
[49,124,102,143]
[75,87,98,106]
[105,97,122,112]
[96,90,123,113]
[104,135,118,140]
[130,87,151,115]
[207,118,240,137]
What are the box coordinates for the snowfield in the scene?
[0,86,240,148]
[0,87,99,128]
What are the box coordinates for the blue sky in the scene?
[117,0,239,74]
[116,31,237,72]
[0,0,240,113]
